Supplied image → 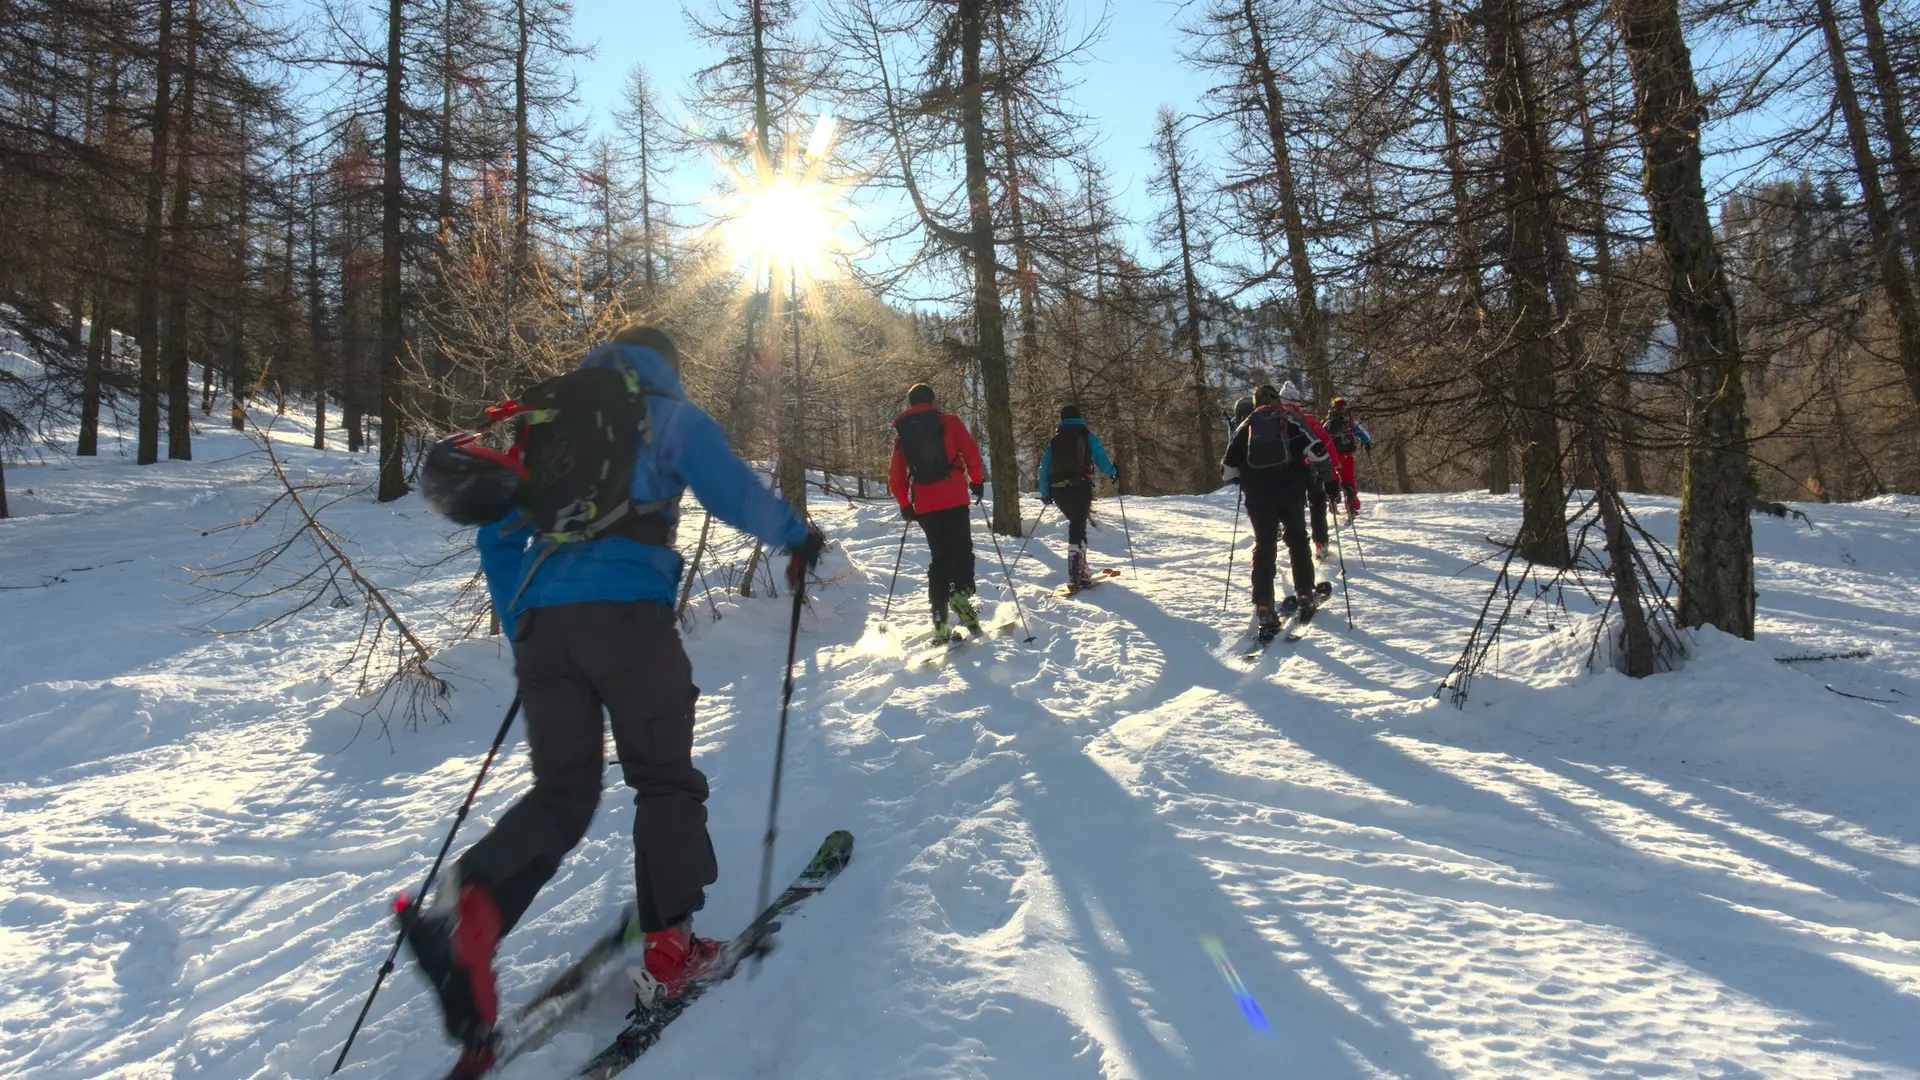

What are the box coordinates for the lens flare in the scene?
[1201,936,1271,1033]
[718,112,850,284]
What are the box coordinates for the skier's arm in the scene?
[1088,432,1117,477]
[953,417,985,484]
[476,517,532,639]
[1223,424,1247,469]
[888,440,911,510]
[1037,441,1053,495]
[673,405,808,549]
[1356,421,1372,447]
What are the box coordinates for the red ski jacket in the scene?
[888,404,985,514]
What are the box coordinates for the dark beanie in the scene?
[1060,404,1082,421]
[610,324,680,371]
[907,383,935,406]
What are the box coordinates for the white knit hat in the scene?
[1279,380,1302,403]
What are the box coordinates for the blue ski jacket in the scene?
[1036,417,1117,493]
[475,343,808,638]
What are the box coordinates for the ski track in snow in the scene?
[4,406,1920,1078]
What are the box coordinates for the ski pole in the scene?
[1010,502,1049,579]
[1332,514,1355,629]
[1346,512,1368,572]
[1115,479,1138,574]
[331,697,521,1075]
[978,495,1036,643]
[753,579,807,972]
[879,522,910,627]
[1222,487,1243,613]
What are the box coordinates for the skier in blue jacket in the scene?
[1037,404,1117,590]
[411,325,825,1076]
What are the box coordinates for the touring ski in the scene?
[572,830,856,1079]
[912,621,1018,665]
[1239,581,1333,658]
[1056,568,1122,597]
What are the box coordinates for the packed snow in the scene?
[4,400,1920,1079]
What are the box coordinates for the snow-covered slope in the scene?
[4,411,1920,1079]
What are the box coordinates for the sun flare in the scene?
[720,113,849,284]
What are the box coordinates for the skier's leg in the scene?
[918,514,951,618]
[1060,484,1090,547]
[1307,480,1330,550]
[1279,475,1315,599]
[944,505,977,597]
[458,607,605,934]
[585,602,715,933]
[1245,489,1280,611]
[1057,483,1092,585]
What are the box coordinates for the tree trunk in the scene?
[230,112,251,432]
[162,0,198,461]
[1612,0,1755,638]
[343,268,363,453]
[1483,0,1569,567]
[1161,111,1217,491]
[1243,0,1331,407]
[1427,0,1506,495]
[994,13,1041,386]
[779,268,807,509]
[1814,0,1920,408]
[307,186,327,450]
[959,0,1020,534]
[637,100,657,293]
[512,0,531,266]
[79,296,107,456]
[135,0,175,466]
[378,0,409,500]
[1856,0,1920,278]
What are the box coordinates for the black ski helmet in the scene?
[421,434,525,526]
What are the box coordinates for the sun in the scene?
[721,113,849,284]
[730,175,840,280]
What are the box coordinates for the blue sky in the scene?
[565,0,1218,261]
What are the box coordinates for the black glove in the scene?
[786,524,827,586]
[899,504,917,523]
[1040,494,1053,506]
[970,481,985,501]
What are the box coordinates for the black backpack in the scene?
[894,409,957,486]
[510,365,676,545]
[1243,407,1304,471]
[1048,427,1090,486]
[1326,412,1358,453]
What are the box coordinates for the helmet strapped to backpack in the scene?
[422,432,527,526]
[424,365,676,546]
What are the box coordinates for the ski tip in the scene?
[818,830,856,872]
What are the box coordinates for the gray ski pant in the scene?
[459,599,714,934]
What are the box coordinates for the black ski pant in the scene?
[459,599,714,935]
[1051,479,1093,546]
[1307,476,1330,549]
[917,504,976,616]
[1245,472,1314,609]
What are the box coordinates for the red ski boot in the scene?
[396,876,503,1047]
[632,922,723,1006]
